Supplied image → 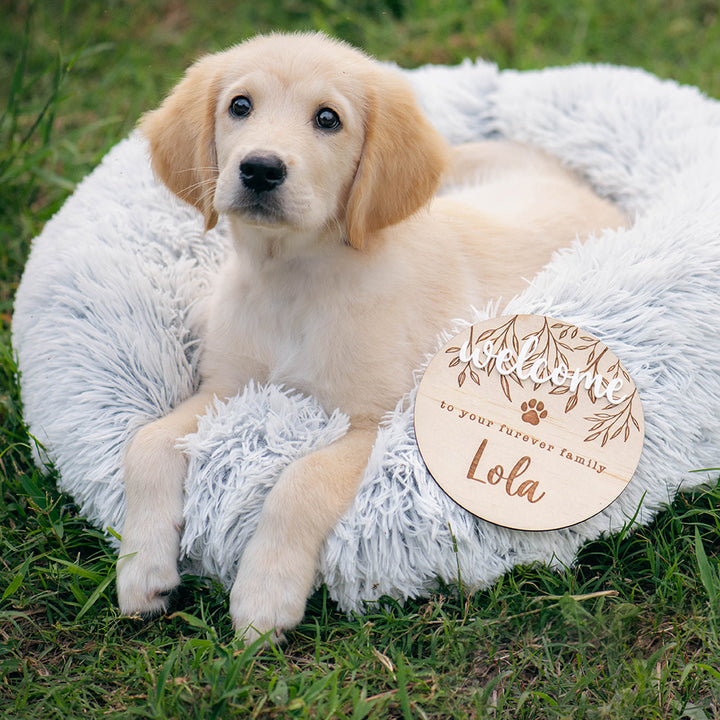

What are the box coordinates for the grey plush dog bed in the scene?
[13,58,720,613]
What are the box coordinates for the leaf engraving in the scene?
[442,315,641,447]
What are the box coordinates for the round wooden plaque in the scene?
[414,314,645,531]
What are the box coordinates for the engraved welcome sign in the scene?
[414,314,645,531]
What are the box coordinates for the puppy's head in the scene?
[141,33,448,249]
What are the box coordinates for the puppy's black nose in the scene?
[240,155,287,193]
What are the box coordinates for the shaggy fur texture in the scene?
[13,58,720,613]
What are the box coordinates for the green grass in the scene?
[2,1,720,717]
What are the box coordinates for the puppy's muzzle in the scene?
[240,154,287,194]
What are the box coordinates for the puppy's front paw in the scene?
[230,586,302,646]
[229,537,312,645]
[117,529,181,617]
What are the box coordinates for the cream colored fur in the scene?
[117,32,625,643]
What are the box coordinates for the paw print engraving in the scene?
[521,399,547,426]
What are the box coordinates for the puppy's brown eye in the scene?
[230,95,252,118]
[315,107,341,131]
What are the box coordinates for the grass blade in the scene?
[694,527,719,614]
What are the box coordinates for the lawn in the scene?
[2,1,720,718]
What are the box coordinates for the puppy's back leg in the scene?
[117,387,224,616]
[440,140,570,189]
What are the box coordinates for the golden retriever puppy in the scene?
[117,32,625,642]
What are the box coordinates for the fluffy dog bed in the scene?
[13,58,720,613]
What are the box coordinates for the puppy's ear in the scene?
[345,67,449,250]
[140,54,223,231]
